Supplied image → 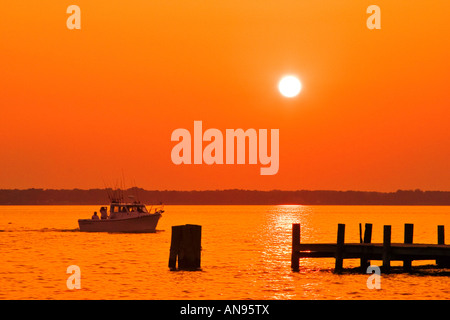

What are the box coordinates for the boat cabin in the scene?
[110,203,148,214]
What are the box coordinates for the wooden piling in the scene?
[382,225,392,273]
[436,225,450,267]
[403,224,414,271]
[168,225,182,270]
[291,224,301,272]
[359,223,363,244]
[363,223,373,244]
[438,225,445,245]
[360,223,372,271]
[168,224,202,271]
[334,224,345,273]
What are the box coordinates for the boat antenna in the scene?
[102,178,113,202]
[132,178,141,202]
[121,169,127,202]
[113,178,123,203]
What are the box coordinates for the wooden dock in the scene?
[291,223,450,273]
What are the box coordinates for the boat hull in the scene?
[78,213,162,233]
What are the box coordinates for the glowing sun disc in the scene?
[278,76,302,98]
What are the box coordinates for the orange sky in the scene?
[1,1,449,191]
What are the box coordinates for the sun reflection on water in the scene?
[251,205,321,298]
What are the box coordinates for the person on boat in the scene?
[100,207,108,220]
[92,212,99,220]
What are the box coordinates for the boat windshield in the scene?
[111,205,128,213]
[129,205,148,213]
[111,204,148,213]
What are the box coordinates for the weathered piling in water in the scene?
[168,224,202,271]
[360,223,373,271]
[403,223,414,271]
[436,225,450,267]
[382,225,392,273]
[291,224,301,272]
[334,224,346,273]
[438,225,445,245]
[363,223,373,244]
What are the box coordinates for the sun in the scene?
[278,75,302,98]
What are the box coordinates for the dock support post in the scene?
[360,223,372,272]
[168,224,202,271]
[403,224,414,272]
[382,225,392,273]
[438,225,445,245]
[364,223,373,244]
[291,224,301,272]
[436,225,450,267]
[335,224,345,273]
[359,223,363,243]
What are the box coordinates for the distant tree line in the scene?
[0,188,449,205]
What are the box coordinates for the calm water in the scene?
[0,205,449,300]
